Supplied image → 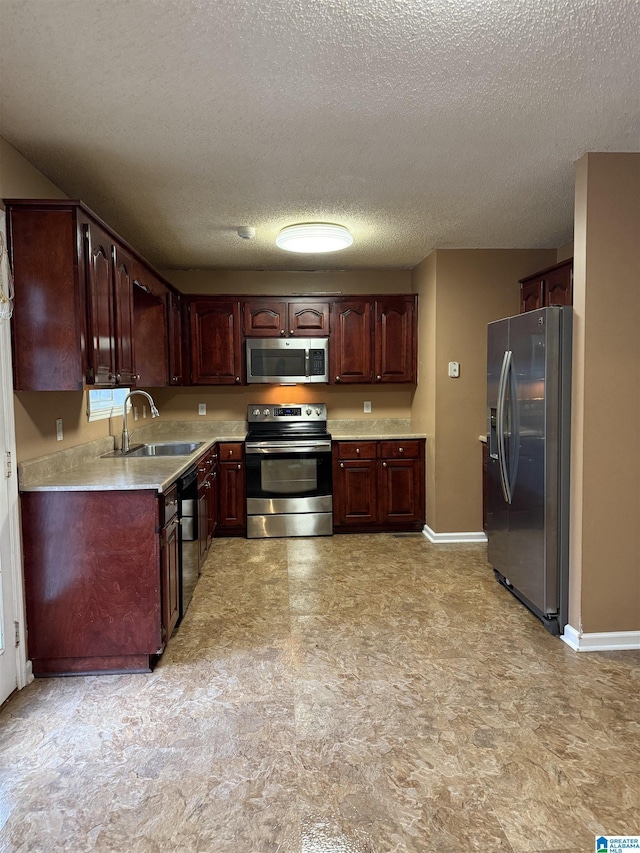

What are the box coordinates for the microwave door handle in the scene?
[304,348,310,378]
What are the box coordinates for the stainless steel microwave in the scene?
[246,337,329,383]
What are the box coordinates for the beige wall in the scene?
[0,137,67,203]
[151,385,412,423]
[557,242,574,263]
[411,248,557,533]
[569,153,640,634]
[163,268,411,295]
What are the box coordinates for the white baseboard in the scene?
[422,524,487,544]
[562,624,640,652]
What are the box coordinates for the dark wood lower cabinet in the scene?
[21,488,172,676]
[217,443,246,535]
[333,439,425,532]
[160,484,180,642]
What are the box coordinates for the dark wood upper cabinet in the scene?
[374,296,417,383]
[189,297,242,384]
[167,291,184,386]
[243,300,286,336]
[519,259,573,313]
[84,220,117,386]
[330,295,417,385]
[5,199,180,391]
[112,243,136,387]
[287,301,330,336]
[520,278,544,313]
[243,298,330,337]
[132,263,169,388]
[330,299,373,383]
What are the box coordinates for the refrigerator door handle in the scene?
[507,354,520,498]
[497,349,513,504]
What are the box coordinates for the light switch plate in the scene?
[448,361,460,378]
[363,401,372,413]
[56,418,63,441]
[198,403,207,416]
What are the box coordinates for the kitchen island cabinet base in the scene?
[21,489,167,677]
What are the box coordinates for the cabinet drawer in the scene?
[380,440,420,459]
[335,441,377,460]
[162,482,179,524]
[219,442,244,462]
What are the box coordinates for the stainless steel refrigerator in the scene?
[486,306,572,634]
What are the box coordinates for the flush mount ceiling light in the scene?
[275,223,353,253]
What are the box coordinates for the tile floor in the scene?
[1,534,639,852]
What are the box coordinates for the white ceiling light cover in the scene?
[276,223,353,253]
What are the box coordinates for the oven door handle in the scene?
[246,440,332,454]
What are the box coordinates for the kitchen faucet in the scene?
[121,391,159,453]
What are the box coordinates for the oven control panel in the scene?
[248,403,327,423]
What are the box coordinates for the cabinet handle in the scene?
[235,376,240,383]
[356,447,360,454]
[205,481,211,489]
[136,374,141,380]
[335,376,340,382]
[280,330,285,336]
[116,373,121,383]
[376,374,382,381]
[383,461,388,467]
[340,462,344,468]
[399,447,404,453]
[237,463,242,469]
[290,329,294,335]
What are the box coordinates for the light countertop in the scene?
[18,419,426,493]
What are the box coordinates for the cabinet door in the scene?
[113,244,136,386]
[133,270,169,388]
[161,515,180,641]
[167,291,184,385]
[330,300,372,384]
[8,205,86,391]
[218,461,246,532]
[207,469,218,542]
[374,296,416,383]
[197,481,209,562]
[379,458,422,524]
[190,299,242,384]
[287,302,330,337]
[333,457,378,525]
[85,221,116,385]
[243,300,286,337]
[520,279,544,313]
[545,263,573,306]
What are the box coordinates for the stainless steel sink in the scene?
[102,441,204,458]
[127,441,204,457]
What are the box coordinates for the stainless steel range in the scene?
[245,404,332,539]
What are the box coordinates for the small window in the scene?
[87,387,130,422]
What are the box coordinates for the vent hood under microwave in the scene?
[246,337,329,384]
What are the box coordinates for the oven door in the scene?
[245,439,332,515]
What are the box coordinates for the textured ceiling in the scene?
[0,0,638,271]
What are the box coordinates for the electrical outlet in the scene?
[133,406,139,421]
[363,401,372,413]
[56,418,63,441]
[198,403,207,416]
[143,405,147,418]
[448,361,460,378]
